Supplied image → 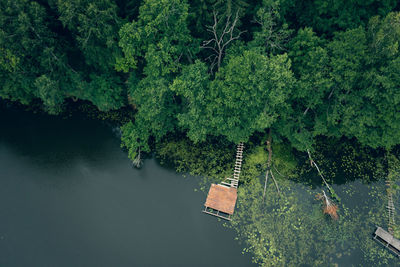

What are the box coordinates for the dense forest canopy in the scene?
[1,0,400,159]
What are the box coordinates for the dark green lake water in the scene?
[0,106,254,267]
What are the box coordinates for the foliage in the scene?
[230,175,397,266]
[117,0,194,73]
[71,101,136,125]
[170,61,212,143]
[271,143,297,178]
[156,136,235,184]
[187,0,252,39]
[120,120,150,161]
[281,0,398,36]
[2,2,400,265]
[283,13,400,151]
[231,180,329,266]
[54,0,126,111]
[118,0,195,162]
[0,0,69,112]
[240,145,268,184]
[1,1,399,154]
[297,137,387,186]
[210,50,294,143]
[239,141,297,185]
[250,0,292,54]
[56,0,123,71]
[388,154,400,183]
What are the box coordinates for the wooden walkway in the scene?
[386,180,395,234]
[373,226,400,257]
[203,143,244,220]
[203,184,237,220]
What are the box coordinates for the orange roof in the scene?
[204,184,237,215]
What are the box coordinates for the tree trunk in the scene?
[307,150,333,194]
[263,129,278,198]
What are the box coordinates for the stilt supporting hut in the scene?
[203,143,244,220]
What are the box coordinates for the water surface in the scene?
[0,106,254,267]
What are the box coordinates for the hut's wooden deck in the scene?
[374,226,400,257]
[203,184,237,220]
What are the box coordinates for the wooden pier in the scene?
[203,184,237,220]
[373,226,400,257]
[203,143,244,220]
[386,179,395,234]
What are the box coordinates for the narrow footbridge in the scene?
[203,143,244,220]
[373,179,400,258]
[373,227,400,257]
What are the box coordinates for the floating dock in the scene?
[373,226,400,257]
[203,184,237,220]
[203,143,243,220]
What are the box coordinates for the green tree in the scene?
[286,12,400,149]
[211,0,249,18]
[283,27,332,149]
[80,74,125,111]
[170,60,212,143]
[210,50,294,143]
[326,13,400,148]
[56,0,123,71]
[250,0,292,54]
[117,0,194,73]
[0,0,72,113]
[173,49,294,144]
[118,0,195,162]
[55,0,126,111]
[34,75,64,114]
[282,0,398,35]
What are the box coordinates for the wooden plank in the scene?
[202,209,232,221]
[204,184,237,215]
[391,238,400,251]
[374,227,400,253]
[376,227,394,243]
[202,143,243,219]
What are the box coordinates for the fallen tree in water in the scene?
[316,190,339,220]
[307,149,341,201]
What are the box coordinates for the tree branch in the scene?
[307,149,334,194]
[201,11,245,73]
